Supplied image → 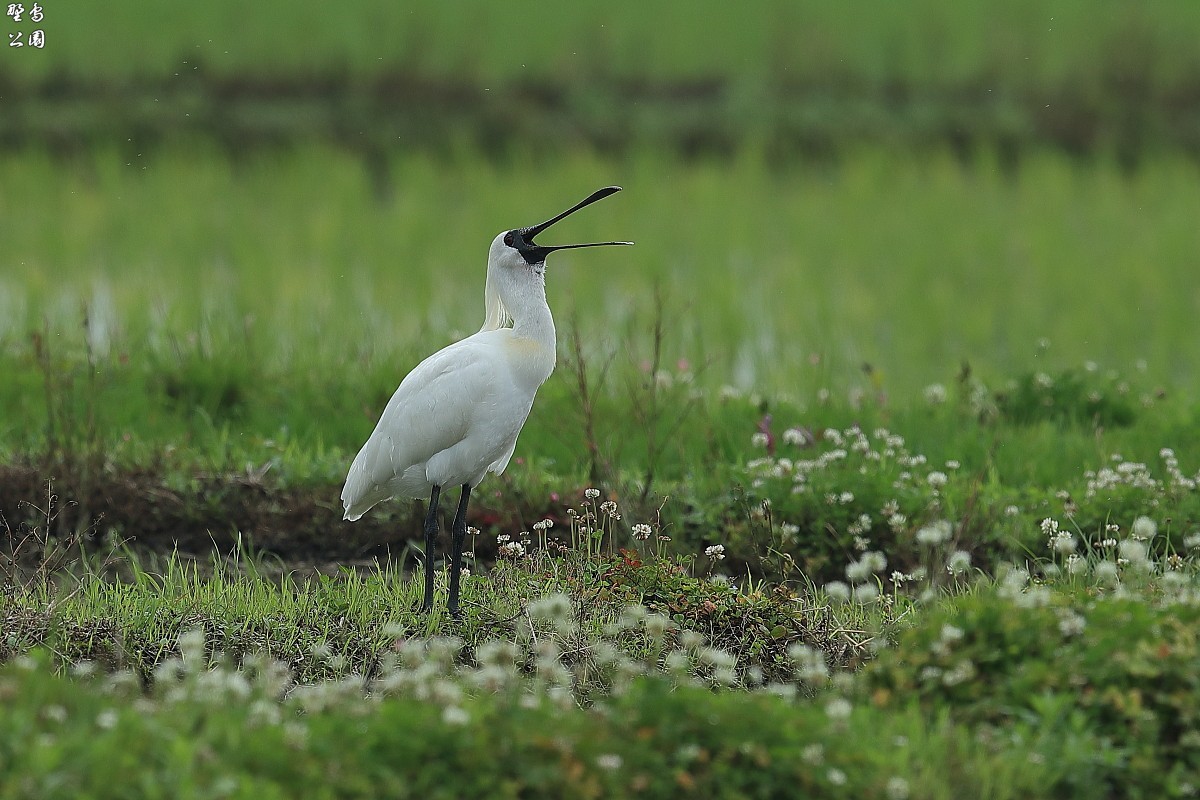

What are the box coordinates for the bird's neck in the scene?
[509,289,556,348]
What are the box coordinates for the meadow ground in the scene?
[4,2,1200,794]
[2,143,1200,797]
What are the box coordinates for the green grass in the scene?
[3,145,1199,570]
[5,527,1200,797]
[9,0,1200,86]
[3,145,1198,401]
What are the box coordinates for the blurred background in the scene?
[2,1,1199,451]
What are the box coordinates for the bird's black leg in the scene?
[421,484,441,612]
[447,484,472,618]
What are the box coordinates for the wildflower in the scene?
[1130,516,1157,541]
[916,520,952,546]
[1058,612,1086,637]
[498,541,526,558]
[1049,531,1077,555]
[854,583,879,603]
[532,519,554,532]
[946,460,960,470]
[1004,505,1020,516]
[1118,539,1148,564]
[1040,518,1059,536]
[887,776,911,800]
[825,697,852,720]
[1094,561,1120,587]
[704,544,726,560]
[923,383,948,405]
[802,743,824,765]
[631,523,652,540]
[782,427,811,446]
[827,768,847,786]
[927,471,948,489]
[788,644,829,685]
[941,660,977,686]
[595,754,622,771]
[1185,532,1200,550]
[888,513,907,532]
[824,581,851,602]
[584,488,600,500]
[940,624,964,644]
[838,491,855,505]
[442,706,470,726]
[751,432,770,449]
[946,550,971,575]
[96,709,118,730]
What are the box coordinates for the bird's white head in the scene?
[481,186,633,332]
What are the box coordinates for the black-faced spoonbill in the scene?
[341,187,632,617]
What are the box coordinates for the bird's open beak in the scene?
[517,186,633,263]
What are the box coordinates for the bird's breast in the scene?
[501,334,556,389]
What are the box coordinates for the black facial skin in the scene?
[505,228,556,266]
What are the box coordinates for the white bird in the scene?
[341,186,632,616]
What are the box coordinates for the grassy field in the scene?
[5,2,1200,796]
[9,0,1200,83]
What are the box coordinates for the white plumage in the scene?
[340,186,631,615]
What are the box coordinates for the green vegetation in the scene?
[5,2,1200,796]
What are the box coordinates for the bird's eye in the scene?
[503,231,515,247]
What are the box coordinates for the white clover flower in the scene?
[704,544,726,560]
[788,644,829,685]
[946,550,971,576]
[927,471,948,489]
[1130,516,1157,541]
[96,709,118,730]
[916,520,952,546]
[941,660,977,687]
[498,541,526,558]
[846,557,872,582]
[824,581,851,602]
[824,697,852,720]
[584,488,600,500]
[802,743,824,765]
[595,754,623,771]
[838,491,855,505]
[886,776,911,800]
[1040,518,1059,536]
[751,432,770,449]
[827,768,847,786]
[1118,539,1149,564]
[854,584,879,604]
[1004,505,1020,517]
[924,383,948,405]
[631,523,652,541]
[442,706,470,726]
[1050,531,1077,555]
[1094,560,1120,587]
[1058,612,1086,637]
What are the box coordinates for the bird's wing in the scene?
[341,334,522,518]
